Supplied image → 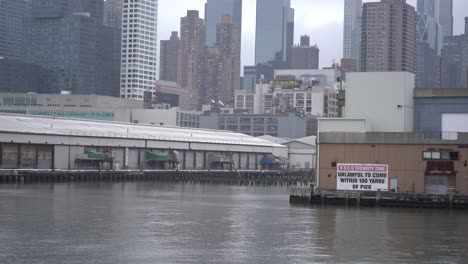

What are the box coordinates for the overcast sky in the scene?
[158,0,468,70]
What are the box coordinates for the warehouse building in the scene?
[0,115,286,171]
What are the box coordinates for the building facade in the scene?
[343,0,362,69]
[438,0,453,37]
[205,0,242,47]
[23,0,121,96]
[414,88,468,134]
[104,0,123,29]
[0,58,45,93]
[290,35,319,70]
[200,112,315,139]
[255,0,293,68]
[177,10,205,108]
[159,31,179,83]
[243,66,257,93]
[120,0,158,100]
[361,0,416,73]
[0,0,32,60]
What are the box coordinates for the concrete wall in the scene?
[318,119,367,133]
[284,141,316,170]
[345,72,415,132]
[318,143,468,195]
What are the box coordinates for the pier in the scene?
[290,187,468,209]
[0,170,313,186]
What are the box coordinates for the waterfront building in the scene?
[120,0,158,100]
[360,0,416,73]
[205,0,242,47]
[290,35,319,70]
[177,10,205,108]
[255,0,294,76]
[0,92,200,128]
[0,114,284,170]
[104,0,123,29]
[23,0,120,96]
[343,0,362,69]
[414,88,468,134]
[159,31,180,83]
[0,0,31,60]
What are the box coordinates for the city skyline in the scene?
[159,0,468,70]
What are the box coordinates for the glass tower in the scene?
[255,0,292,66]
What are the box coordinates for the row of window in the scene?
[423,151,459,161]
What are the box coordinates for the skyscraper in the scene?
[23,0,120,96]
[104,0,123,29]
[177,10,205,108]
[160,31,180,83]
[290,35,320,70]
[215,15,241,104]
[205,0,242,47]
[438,0,453,37]
[417,0,439,20]
[361,0,416,73]
[120,0,158,99]
[343,0,362,69]
[255,0,293,67]
[0,0,32,60]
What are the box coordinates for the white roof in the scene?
[283,136,317,146]
[0,114,284,148]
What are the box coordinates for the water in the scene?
[0,183,467,264]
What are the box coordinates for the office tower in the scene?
[415,0,443,88]
[463,18,468,87]
[0,0,32,60]
[290,35,319,70]
[120,0,158,99]
[361,0,416,73]
[177,10,205,108]
[438,0,453,37]
[343,0,362,69]
[417,0,439,20]
[160,31,180,82]
[104,0,123,29]
[23,0,120,96]
[243,66,257,93]
[200,47,225,105]
[205,0,242,47]
[255,0,293,68]
[286,8,295,68]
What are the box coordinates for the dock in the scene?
[290,187,468,210]
[0,169,312,186]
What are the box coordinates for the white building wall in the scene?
[345,72,415,132]
[120,0,158,100]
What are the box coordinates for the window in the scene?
[423,151,459,161]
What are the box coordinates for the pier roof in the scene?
[0,114,284,148]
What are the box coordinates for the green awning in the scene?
[85,150,104,160]
[145,151,173,162]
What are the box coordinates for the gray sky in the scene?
[159,0,467,69]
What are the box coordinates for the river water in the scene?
[0,183,467,264]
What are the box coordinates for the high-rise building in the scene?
[417,0,439,20]
[23,0,120,96]
[415,1,443,88]
[255,0,293,67]
[290,35,319,70]
[160,31,180,83]
[438,0,453,37]
[360,0,416,73]
[243,66,257,93]
[0,0,32,60]
[104,0,123,29]
[343,0,362,69]
[177,10,205,108]
[205,0,242,47]
[215,15,241,104]
[442,17,468,88]
[120,0,158,99]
